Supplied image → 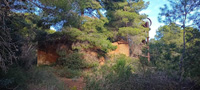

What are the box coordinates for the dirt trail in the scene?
[59,77,85,90]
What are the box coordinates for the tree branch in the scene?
[3,0,10,8]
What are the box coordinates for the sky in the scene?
[140,0,168,39]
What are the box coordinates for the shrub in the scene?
[64,52,86,69]
[0,67,28,90]
[27,66,66,90]
[112,55,132,80]
[85,54,133,90]
[85,54,199,90]
[56,50,86,69]
[0,66,67,90]
[56,51,93,78]
[57,67,82,78]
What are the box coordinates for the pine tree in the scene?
[102,0,149,38]
[158,0,200,82]
[152,23,183,70]
[102,0,150,58]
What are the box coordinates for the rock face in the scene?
[37,44,102,65]
[80,49,103,65]
[37,40,130,65]
[108,39,130,57]
[37,45,59,65]
[37,43,70,65]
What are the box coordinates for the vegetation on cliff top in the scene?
[0,0,200,89]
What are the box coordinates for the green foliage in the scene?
[57,67,82,78]
[27,67,66,90]
[45,29,56,34]
[0,66,66,90]
[150,24,183,72]
[158,0,200,26]
[151,23,200,84]
[155,23,183,46]
[119,27,141,36]
[79,0,102,10]
[60,17,116,53]
[38,0,103,27]
[114,10,137,20]
[1,0,200,89]
[102,0,149,40]
[39,0,73,11]
[56,51,98,78]
[102,0,149,11]
[65,28,82,41]
[56,50,86,69]
[85,55,197,90]
[36,0,149,55]
[0,12,42,71]
[56,49,67,66]
[0,67,28,89]
[184,28,200,78]
[158,1,200,82]
[63,52,85,69]
[150,41,180,72]
[131,0,149,12]
[112,55,132,79]
[85,55,134,90]
[81,17,108,33]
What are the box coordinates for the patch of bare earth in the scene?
[59,77,85,90]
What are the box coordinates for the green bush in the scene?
[85,54,199,90]
[27,67,66,90]
[112,55,132,80]
[56,50,86,69]
[85,54,133,90]
[0,66,67,90]
[64,52,86,69]
[0,67,28,89]
[56,51,94,78]
[57,67,82,78]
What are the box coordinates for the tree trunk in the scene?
[179,3,187,83]
[179,27,185,80]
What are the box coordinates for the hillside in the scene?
[1,0,200,90]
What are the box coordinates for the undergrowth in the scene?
[56,50,99,78]
[85,54,199,90]
[0,66,67,90]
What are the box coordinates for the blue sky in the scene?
[140,0,168,39]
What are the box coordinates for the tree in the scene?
[102,0,149,38]
[155,23,183,46]
[0,0,31,71]
[31,0,116,53]
[184,27,200,78]
[150,23,183,71]
[0,0,57,71]
[158,0,200,81]
[101,0,150,59]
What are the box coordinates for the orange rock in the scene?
[108,40,130,57]
[37,47,59,65]
[99,57,105,65]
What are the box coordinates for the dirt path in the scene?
[59,77,85,90]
